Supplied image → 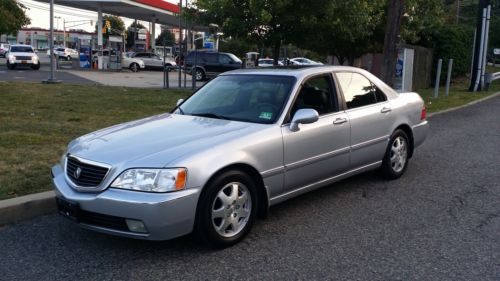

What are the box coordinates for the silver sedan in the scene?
[52,66,428,247]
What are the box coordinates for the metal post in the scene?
[473,8,487,92]
[163,39,167,89]
[43,0,60,83]
[434,59,442,98]
[178,0,182,88]
[192,43,197,90]
[445,59,453,97]
[480,5,491,90]
[63,19,66,47]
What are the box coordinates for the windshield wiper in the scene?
[191,113,230,120]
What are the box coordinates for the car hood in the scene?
[68,113,262,167]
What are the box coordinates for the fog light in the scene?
[126,219,148,233]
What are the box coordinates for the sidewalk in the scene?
[61,69,205,89]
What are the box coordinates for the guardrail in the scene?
[484,72,500,90]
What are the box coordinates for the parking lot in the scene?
[0,54,205,89]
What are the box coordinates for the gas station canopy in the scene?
[35,0,181,26]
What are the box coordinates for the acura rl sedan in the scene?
[52,66,428,247]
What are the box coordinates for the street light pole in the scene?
[63,19,66,47]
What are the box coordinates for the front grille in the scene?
[66,156,109,188]
[79,210,129,231]
[15,56,32,60]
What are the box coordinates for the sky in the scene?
[19,0,181,33]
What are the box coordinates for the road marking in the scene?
[13,77,25,79]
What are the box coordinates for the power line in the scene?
[20,1,97,19]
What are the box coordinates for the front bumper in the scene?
[51,164,201,241]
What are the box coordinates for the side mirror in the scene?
[176,99,184,106]
[289,109,319,132]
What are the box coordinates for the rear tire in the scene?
[195,68,205,81]
[380,129,409,179]
[194,170,257,248]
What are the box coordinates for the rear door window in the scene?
[335,72,387,109]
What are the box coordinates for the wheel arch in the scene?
[394,124,414,158]
[199,163,269,219]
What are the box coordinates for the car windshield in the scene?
[177,75,296,124]
[10,46,33,53]
[227,53,242,63]
[56,48,65,51]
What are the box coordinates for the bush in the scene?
[420,24,474,81]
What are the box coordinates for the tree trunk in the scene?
[272,41,281,66]
[381,0,404,87]
[336,56,345,65]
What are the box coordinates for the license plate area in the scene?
[21,60,27,64]
[56,197,80,222]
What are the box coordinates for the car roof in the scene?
[221,65,399,98]
[221,65,359,78]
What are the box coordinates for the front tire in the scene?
[194,68,205,81]
[6,61,15,70]
[381,129,409,179]
[31,63,40,70]
[195,170,257,248]
[129,63,139,72]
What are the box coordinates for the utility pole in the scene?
[469,0,491,91]
[381,0,404,87]
[178,0,182,88]
[43,0,60,83]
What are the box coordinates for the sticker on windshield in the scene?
[259,112,273,120]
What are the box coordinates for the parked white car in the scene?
[131,52,177,70]
[258,58,284,67]
[56,47,79,61]
[0,42,10,58]
[6,44,40,70]
[121,54,146,72]
[290,57,323,65]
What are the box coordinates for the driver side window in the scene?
[291,75,336,117]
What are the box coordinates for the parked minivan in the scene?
[185,51,242,81]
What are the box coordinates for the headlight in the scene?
[111,168,187,193]
[8,54,15,61]
[32,56,39,62]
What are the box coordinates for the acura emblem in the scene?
[74,167,82,179]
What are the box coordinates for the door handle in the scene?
[380,107,392,113]
[333,118,347,125]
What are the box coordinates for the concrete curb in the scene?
[427,91,500,118]
[0,191,56,226]
[1,91,499,226]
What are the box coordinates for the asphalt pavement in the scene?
[0,96,499,280]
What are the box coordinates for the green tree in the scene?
[402,0,446,44]
[303,0,385,65]
[155,29,175,46]
[191,0,325,64]
[126,21,146,49]
[95,15,125,36]
[0,0,30,38]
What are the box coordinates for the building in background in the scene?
[0,28,96,50]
